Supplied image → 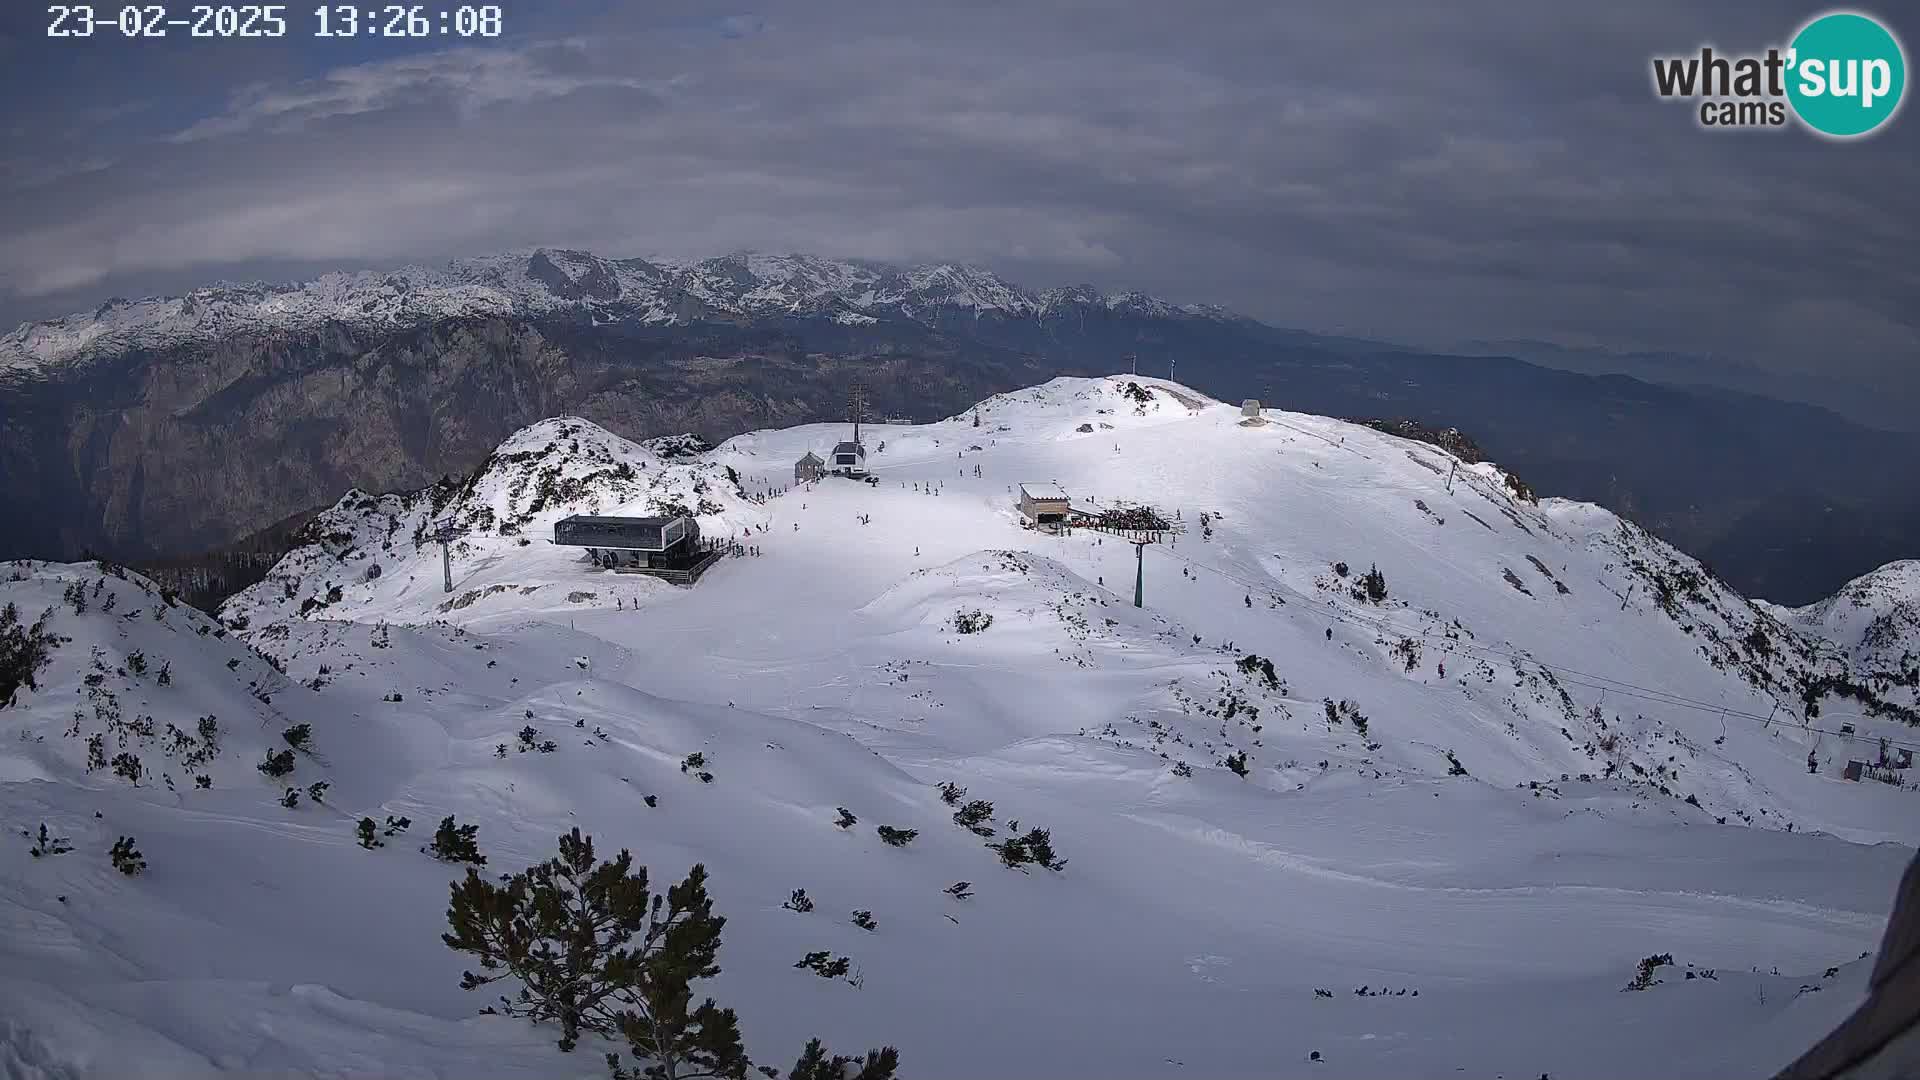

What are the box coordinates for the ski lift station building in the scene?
[553,514,698,565]
[831,440,869,477]
[1018,482,1072,525]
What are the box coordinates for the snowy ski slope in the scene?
[3,375,1915,1079]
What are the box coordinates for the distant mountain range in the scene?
[1,248,1914,606]
[1452,338,1919,435]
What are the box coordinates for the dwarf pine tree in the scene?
[110,836,146,875]
[789,1040,899,1080]
[794,951,851,979]
[0,604,66,709]
[875,826,918,847]
[445,828,898,1078]
[29,823,72,857]
[834,807,858,830]
[989,826,1068,872]
[426,815,486,864]
[936,781,965,805]
[951,799,995,837]
[357,817,384,849]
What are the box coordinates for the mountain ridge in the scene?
[1,249,1914,610]
[0,248,1239,376]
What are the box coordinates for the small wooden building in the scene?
[831,440,868,477]
[1018,482,1071,525]
[795,451,825,483]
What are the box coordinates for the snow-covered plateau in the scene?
[3,375,1915,1079]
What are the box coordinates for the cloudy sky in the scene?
[2,1,1914,420]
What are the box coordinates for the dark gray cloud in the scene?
[2,0,1914,414]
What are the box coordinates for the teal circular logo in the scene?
[1787,11,1907,138]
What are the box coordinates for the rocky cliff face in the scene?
[0,312,1047,562]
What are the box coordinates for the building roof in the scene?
[1020,482,1069,501]
[557,514,687,526]
[832,441,867,456]
[797,451,823,465]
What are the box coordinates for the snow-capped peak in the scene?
[0,250,1239,375]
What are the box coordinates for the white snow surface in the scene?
[3,375,1917,1079]
[0,250,1237,376]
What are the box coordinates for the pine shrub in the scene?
[425,815,485,863]
[357,817,383,849]
[783,888,815,913]
[876,826,918,847]
[1623,953,1674,991]
[850,910,876,931]
[282,723,313,751]
[987,825,1068,872]
[794,951,851,980]
[110,836,146,875]
[1360,564,1388,603]
[835,807,858,829]
[280,788,300,809]
[944,881,973,900]
[937,781,966,805]
[258,749,295,778]
[951,799,995,837]
[443,827,899,1076]
[1224,751,1249,777]
[28,823,72,857]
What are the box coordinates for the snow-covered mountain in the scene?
[0,250,1237,376]
[2,375,1915,1078]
